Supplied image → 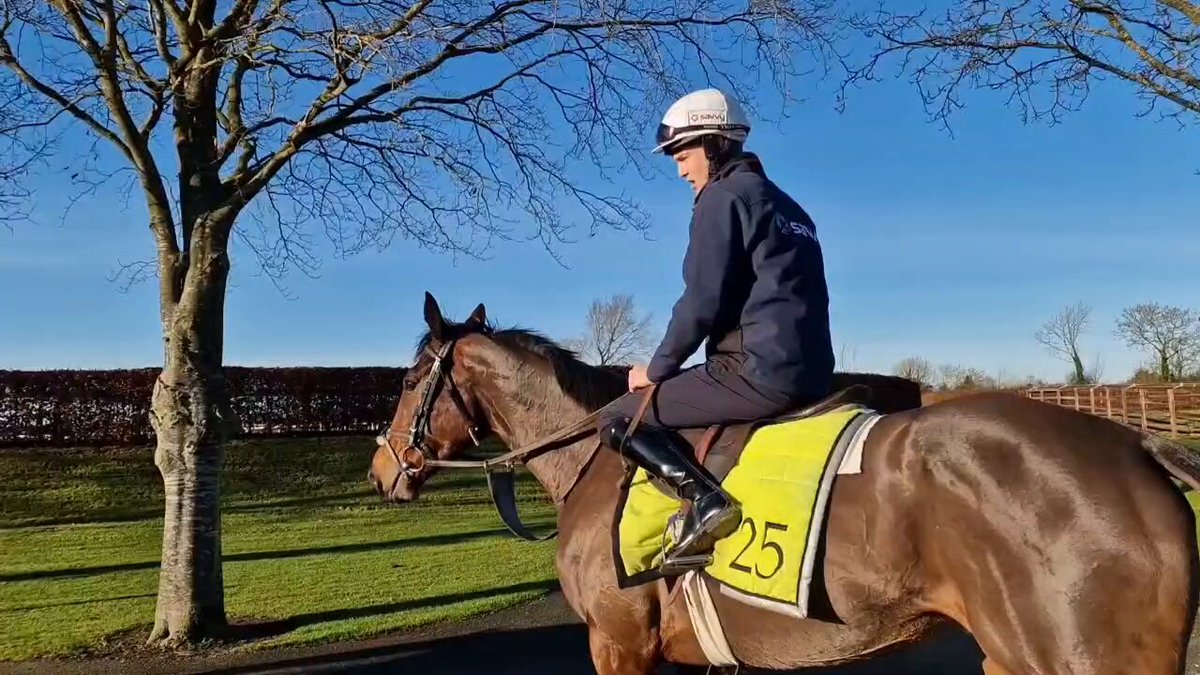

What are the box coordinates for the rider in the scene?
[598,88,835,571]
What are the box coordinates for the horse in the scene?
[368,293,1200,675]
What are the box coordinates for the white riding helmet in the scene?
[653,88,751,154]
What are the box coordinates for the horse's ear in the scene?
[423,291,447,340]
[466,303,487,330]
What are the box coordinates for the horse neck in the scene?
[472,347,620,505]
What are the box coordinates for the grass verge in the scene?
[0,436,557,661]
[2,435,1199,662]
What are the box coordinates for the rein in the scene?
[377,338,656,542]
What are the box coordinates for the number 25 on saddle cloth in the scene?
[613,404,881,619]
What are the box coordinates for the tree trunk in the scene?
[147,365,229,644]
[1160,350,1172,383]
[147,223,236,646]
[1071,350,1086,384]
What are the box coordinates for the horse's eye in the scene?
[403,379,417,392]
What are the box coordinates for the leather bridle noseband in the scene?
[377,338,487,497]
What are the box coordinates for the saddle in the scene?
[613,383,882,614]
[673,384,873,482]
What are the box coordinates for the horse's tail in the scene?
[1140,433,1200,493]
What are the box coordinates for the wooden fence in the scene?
[1022,384,1200,438]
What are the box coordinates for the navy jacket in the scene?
[646,154,834,400]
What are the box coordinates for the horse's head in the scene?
[369,292,492,504]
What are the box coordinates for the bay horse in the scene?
[368,293,1200,675]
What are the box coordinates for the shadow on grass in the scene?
[0,506,165,530]
[0,526,544,582]
[0,491,382,530]
[202,622,587,675]
[2,470,546,530]
[226,579,561,642]
[0,592,158,613]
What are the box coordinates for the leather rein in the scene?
[376,337,655,542]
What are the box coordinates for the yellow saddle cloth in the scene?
[613,404,878,618]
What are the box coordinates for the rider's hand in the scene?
[628,365,653,392]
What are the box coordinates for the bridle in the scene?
[376,338,488,497]
[374,335,657,542]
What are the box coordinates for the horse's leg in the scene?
[588,624,659,675]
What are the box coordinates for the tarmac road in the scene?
[8,591,1197,675]
[174,593,986,675]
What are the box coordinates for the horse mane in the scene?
[415,320,629,411]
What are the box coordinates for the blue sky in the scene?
[1,43,1197,383]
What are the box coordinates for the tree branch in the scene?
[0,36,133,159]
[8,0,847,286]
[211,0,264,41]
[147,0,178,67]
[846,1,1200,128]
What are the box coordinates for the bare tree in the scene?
[845,2,1200,130]
[893,355,936,389]
[1035,301,1093,384]
[1114,302,1200,381]
[0,0,845,646]
[1085,354,1105,384]
[573,293,653,366]
[0,83,50,224]
[939,363,996,390]
[838,342,859,371]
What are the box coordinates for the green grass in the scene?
[0,437,559,661]
[4,436,1200,663]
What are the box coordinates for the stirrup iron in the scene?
[660,553,714,575]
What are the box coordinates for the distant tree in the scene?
[1129,365,1163,384]
[572,294,654,366]
[1021,375,1050,388]
[838,342,859,371]
[893,356,936,389]
[1035,302,1093,384]
[1084,355,1105,385]
[939,364,997,391]
[846,2,1200,130]
[1114,303,1200,382]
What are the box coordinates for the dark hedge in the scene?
[0,367,918,448]
[0,367,405,447]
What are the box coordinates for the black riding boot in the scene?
[601,417,742,572]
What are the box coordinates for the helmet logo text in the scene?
[688,110,727,125]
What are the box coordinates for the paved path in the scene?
[196,594,985,675]
[0,593,982,675]
[6,592,1198,674]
